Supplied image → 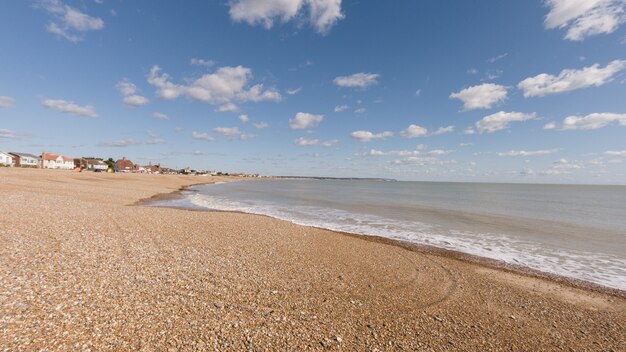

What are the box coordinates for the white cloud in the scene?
[294,137,337,147]
[99,138,136,147]
[192,131,215,141]
[216,102,239,112]
[467,68,479,75]
[392,156,443,166]
[367,146,447,157]
[213,127,242,137]
[117,79,149,106]
[41,0,104,42]
[152,112,168,120]
[541,158,582,175]
[498,149,559,157]
[431,125,455,136]
[474,111,537,133]
[400,124,428,138]
[228,0,344,34]
[558,112,626,130]
[518,60,626,97]
[289,112,324,129]
[0,96,15,108]
[190,58,215,67]
[415,89,421,96]
[487,53,508,63]
[605,150,626,157]
[334,104,349,112]
[286,87,302,95]
[42,99,98,118]
[449,83,508,110]
[147,65,281,110]
[354,107,366,113]
[333,72,380,88]
[543,122,557,129]
[350,130,393,142]
[0,129,17,139]
[544,0,626,41]
[253,122,269,129]
[239,114,249,122]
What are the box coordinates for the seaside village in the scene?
[0,150,259,177]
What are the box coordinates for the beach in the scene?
[1,168,624,351]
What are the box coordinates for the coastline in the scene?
[139,182,626,299]
[2,168,625,350]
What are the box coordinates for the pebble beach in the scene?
[1,168,624,351]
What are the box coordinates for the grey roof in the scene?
[9,152,40,159]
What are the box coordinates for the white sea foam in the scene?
[185,191,626,291]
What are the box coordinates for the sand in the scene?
[0,168,624,351]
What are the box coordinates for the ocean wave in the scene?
[186,192,626,291]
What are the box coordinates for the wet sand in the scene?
[1,168,624,350]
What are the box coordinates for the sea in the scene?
[152,179,626,291]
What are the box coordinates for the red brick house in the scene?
[115,157,136,172]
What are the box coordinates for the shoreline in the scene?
[3,168,625,350]
[138,180,626,299]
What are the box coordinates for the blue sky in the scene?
[1,0,625,183]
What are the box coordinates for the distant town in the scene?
[0,151,261,177]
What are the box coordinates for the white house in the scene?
[0,152,13,166]
[41,153,74,170]
[9,152,40,168]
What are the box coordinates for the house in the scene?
[9,152,40,168]
[86,158,108,171]
[115,157,136,172]
[74,158,109,171]
[143,162,162,174]
[41,152,74,170]
[0,152,14,166]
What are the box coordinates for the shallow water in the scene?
[152,179,626,291]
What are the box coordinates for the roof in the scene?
[41,153,59,161]
[9,152,40,159]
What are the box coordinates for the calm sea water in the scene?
[154,179,626,291]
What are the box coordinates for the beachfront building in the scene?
[87,159,108,171]
[0,152,14,166]
[9,152,40,168]
[115,157,137,172]
[143,162,162,174]
[41,152,74,170]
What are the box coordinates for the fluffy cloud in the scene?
[333,72,380,88]
[350,130,393,142]
[116,80,149,106]
[541,158,582,175]
[152,112,168,120]
[487,53,508,63]
[334,104,349,112]
[40,0,104,42]
[0,96,15,108]
[253,122,269,129]
[0,129,17,139]
[228,0,344,34]
[289,112,324,129]
[98,138,136,147]
[431,125,455,136]
[147,65,281,111]
[498,149,559,157]
[239,114,249,122]
[544,0,626,41]
[368,148,448,157]
[473,111,536,133]
[558,113,626,130]
[449,83,508,110]
[605,150,626,157]
[400,124,428,138]
[213,127,242,137]
[286,87,302,95]
[42,99,98,117]
[190,58,215,67]
[518,60,626,97]
[192,131,215,141]
[294,137,337,147]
